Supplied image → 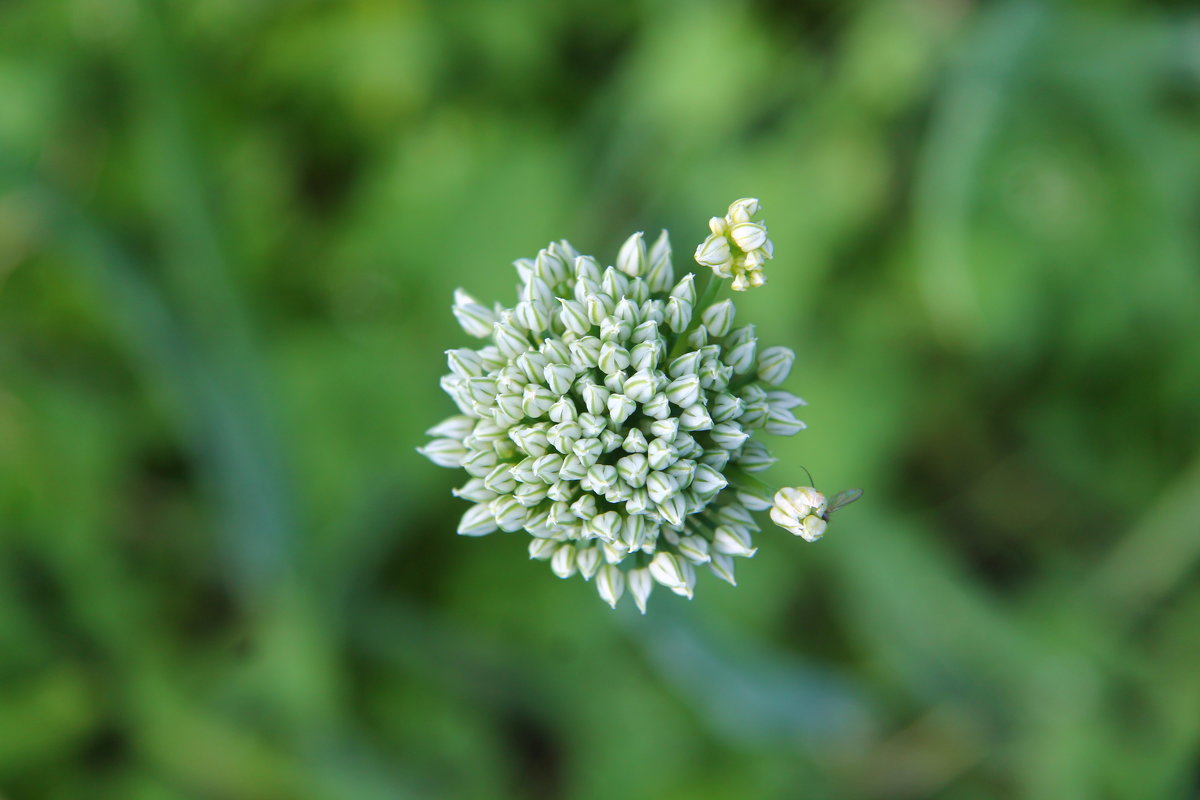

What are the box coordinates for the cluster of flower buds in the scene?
[420,199,826,612]
[694,197,774,291]
[769,486,828,542]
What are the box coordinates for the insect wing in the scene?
[826,488,863,514]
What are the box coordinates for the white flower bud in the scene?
[586,465,619,495]
[756,346,795,386]
[558,298,591,335]
[601,429,624,454]
[709,422,749,451]
[493,319,529,358]
[548,396,577,424]
[769,487,828,539]
[764,408,807,436]
[621,515,647,552]
[649,416,678,440]
[446,349,484,379]
[457,503,498,536]
[642,392,671,419]
[577,412,605,438]
[529,538,558,560]
[649,551,687,591]
[622,428,648,453]
[576,546,602,579]
[623,369,657,404]
[677,535,711,564]
[514,351,549,383]
[574,254,602,282]
[700,299,735,337]
[461,448,498,478]
[569,336,602,370]
[426,415,475,440]
[580,382,610,416]
[597,341,631,374]
[616,231,647,277]
[736,488,772,511]
[725,338,758,375]
[625,488,651,516]
[522,275,553,308]
[452,289,496,338]
[571,435,603,464]
[607,393,636,425]
[628,567,653,613]
[596,564,625,608]
[515,481,549,506]
[796,514,827,542]
[452,473,496,502]
[645,471,676,505]
[558,454,589,481]
[521,384,556,418]
[678,404,713,432]
[546,421,581,454]
[418,438,468,468]
[570,493,597,520]
[656,494,686,527]
[646,230,674,292]
[664,296,692,333]
[601,540,626,564]
[543,363,575,395]
[616,453,649,488]
[466,377,498,406]
[532,453,565,483]
[646,437,677,471]
[713,524,756,557]
[541,337,572,365]
[669,273,696,305]
[667,351,702,379]
[665,374,701,408]
[602,369,627,394]
[694,232,732,268]
[728,221,768,252]
[690,463,727,497]
[514,300,550,333]
[483,463,518,494]
[551,544,577,578]
[709,553,737,585]
[590,510,622,543]
[709,393,743,423]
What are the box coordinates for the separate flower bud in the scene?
[713,525,757,557]
[418,438,468,468]
[769,487,828,538]
[529,538,559,560]
[616,231,647,277]
[649,551,688,592]
[576,546,602,579]
[677,535,711,564]
[709,553,737,585]
[595,564,626,608]
[452,289,497,338]
[756,346,795,386]
[551,544,578,578]
[701,299,735,337]
[628,567,653,613]
[457,503,498,536]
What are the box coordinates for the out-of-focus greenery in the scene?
[2,0,1200,797]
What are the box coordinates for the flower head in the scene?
[694,197,774,291]
[421,201,851,612]
[769,486,828,542]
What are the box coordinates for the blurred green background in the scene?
[3,0,1200,798]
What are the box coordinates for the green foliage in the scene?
[2,0,1199,798]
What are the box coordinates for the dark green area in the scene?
[2,1,1199,798]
